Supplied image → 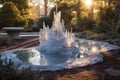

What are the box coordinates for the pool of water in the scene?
[1,38,119,71]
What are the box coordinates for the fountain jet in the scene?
[39,11,77,56]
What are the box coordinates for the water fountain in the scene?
[39,11,78,56]
[1,11,120,71]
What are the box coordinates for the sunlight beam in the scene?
[85,0,92,7]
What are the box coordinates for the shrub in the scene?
[27,19,34,27]
[24,26,32,32]
[49,3,73,24]
[0,54,39,80]
[37,16,52,29]
[0,55,17,80]
[24,19,39,32]
[31,25,39,32]
[0,2,26,29]
[77,17,96,31]
[0,37,8,47]
[92,25,107,33]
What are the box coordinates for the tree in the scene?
[43,0,58,16]
[1,0,30,19]
[49,2,73,24]
[44,0,48,16]
[75,0,82,22]
[96,0,120,37]
[0,2,25,28]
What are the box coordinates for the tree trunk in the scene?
[44,0,48,16]
[76,0,81,22]
[88,5,94,20]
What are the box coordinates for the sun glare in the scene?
[0,4,3,8]
[85,0,92,6]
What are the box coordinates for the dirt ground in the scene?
[0,36,120,80]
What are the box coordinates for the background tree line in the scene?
[0,0,120,41]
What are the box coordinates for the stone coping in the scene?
[2,27,24,30]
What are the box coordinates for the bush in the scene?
[92,24,108,33]
[28,19,34,27]
[37,16,52,29]
[0,2,26,29]
[24,26,32,32]
[31,25,39,32]
[0,55,16,80]
[77,17,96,31]
[0,37,8,47]
[49,3,73,24]
[0,54,39,80]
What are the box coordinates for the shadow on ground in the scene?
[0,37,39,51]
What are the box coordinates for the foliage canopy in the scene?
[0,2,26,28]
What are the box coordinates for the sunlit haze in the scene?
[29,0,44,6]
[29,0,55,7]
[85,0,92,6]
